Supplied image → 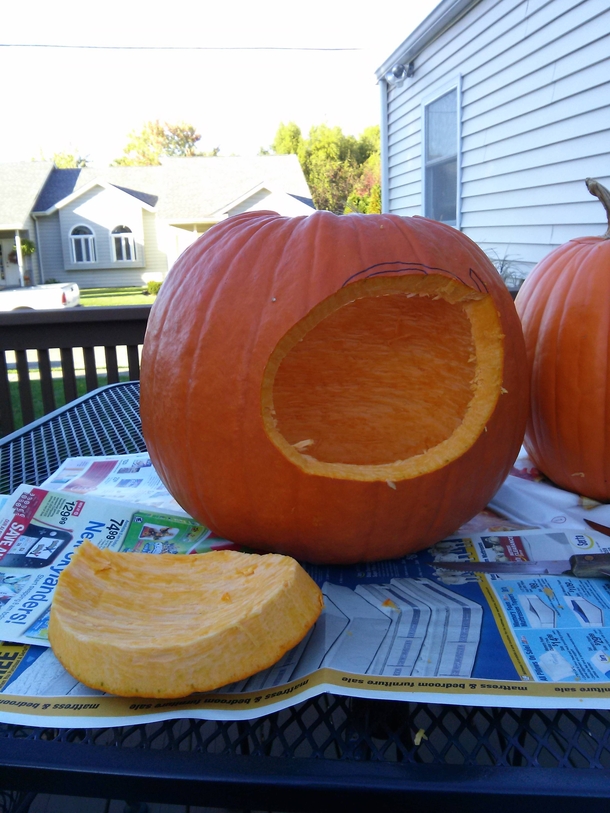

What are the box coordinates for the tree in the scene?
[114,120,204,166]
[345,148,382,214]
[267,122,381,214]
[272,122,303,156]
[356,125,381,164]
[299,125,359,213]
[52,151,89,168]
[32,149,89,167]
[163,122,203,157]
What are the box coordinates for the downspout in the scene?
[14,231,24,287]
[33,215,45,283]
[456,74,463,231]
[379,78,390,214]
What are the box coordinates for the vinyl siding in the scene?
[59,185,145,270]
[226,188,273,214]
[382,0,610,275]
[34,212,65,282]
[140,209,169,282]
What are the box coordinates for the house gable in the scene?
[219,184,316,219]
[158,155,314,225]
[49,183,149,271]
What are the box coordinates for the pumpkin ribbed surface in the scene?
[515,178,610,500]
[516,236,610,500]
[141,210,528,563]
[48,541,323,698]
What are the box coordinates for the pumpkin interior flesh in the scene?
[48,542,323,698]
[262,275,504,481]
[273,294,474,465]
[53,546,311,643]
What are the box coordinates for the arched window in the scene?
[112,225,137,262]
[70,225,97,263]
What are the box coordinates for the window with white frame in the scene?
[70,225,97,263]
[112,225,137,262]
[424,87,458,226]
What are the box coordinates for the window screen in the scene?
[424,89,458,225]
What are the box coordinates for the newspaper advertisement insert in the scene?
[0,453,609,726]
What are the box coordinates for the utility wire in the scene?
[0,43,362,51]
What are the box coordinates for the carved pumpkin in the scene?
[515,178,610,500]
[141,211,528,563]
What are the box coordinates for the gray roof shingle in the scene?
[30,155,313,221]
[0,161,54,229]
[32,167,81,213]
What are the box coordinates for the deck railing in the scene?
[0,305,151,437]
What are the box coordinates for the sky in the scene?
[1,0,439,167]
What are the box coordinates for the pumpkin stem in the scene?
[585,178,610,239]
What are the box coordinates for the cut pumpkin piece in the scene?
[48,541,323,698]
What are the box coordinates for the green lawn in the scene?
[8,371,133,433]
[79,286,158,307]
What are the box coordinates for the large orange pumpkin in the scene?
[515,178,610,500]
[141,211,528,563]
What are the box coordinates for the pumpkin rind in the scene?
[48,541,323,698]
[141,211,528,563]
[515,183,610,500]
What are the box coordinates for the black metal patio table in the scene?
[1,381,610,812]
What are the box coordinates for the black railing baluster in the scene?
[105,346,120,384]
[15,349,34,426]
[37,348,56,414]
[83,346,99,391]
[0,352,15,436]
[126,345,141,380]
[60,347,78,403]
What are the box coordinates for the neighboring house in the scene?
[376,0,610,283]
[0,156,314,288]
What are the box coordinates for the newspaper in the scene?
[1,452,610,727]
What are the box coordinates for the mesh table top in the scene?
[1,382,610,811]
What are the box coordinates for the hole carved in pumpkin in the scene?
[261,274,504,482]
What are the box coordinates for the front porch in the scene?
[0,230,36,288]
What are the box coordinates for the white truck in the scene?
[0,283,80,311]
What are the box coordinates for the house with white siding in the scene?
[376,0,610,285]
[0,156,314,289]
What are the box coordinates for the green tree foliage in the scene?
[163,123,203,157]
[114,120,205,166]
[33,149,89,167]
[52,151,89,168]
[272,122,303,156]
[345,150,382,215]
[268,121,381,214]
